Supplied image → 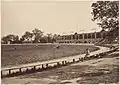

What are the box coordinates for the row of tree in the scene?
[1,28,59,44]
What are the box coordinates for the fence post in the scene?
[65,61,67,64]
[73,59,75,62]
[42,64,44,69]
[34,66,36,70]
[62,61,64,65]
[57,62,60,66]
[9,69,11,75]
[19,68,22,73]
[46,64,48,68]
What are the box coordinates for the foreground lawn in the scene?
[2,49,119,84]
[1,44,98,67]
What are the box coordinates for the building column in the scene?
[75,35,77,40]
[82,34,84,39]
[62,36,63,40]
[71,35,73,40]
[95,33,97,39]
[64,36,66,40]
[69,35,71,40]
[87,34,88,39]
[90,33,93,39]
[67,36,69,40]
[78,35,80,39]
[66,36,68,40]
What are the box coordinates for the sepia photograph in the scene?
[1,0,119,84]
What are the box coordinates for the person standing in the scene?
[85,48,90,57]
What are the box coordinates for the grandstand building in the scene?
[56,30,107,44]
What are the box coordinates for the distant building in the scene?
[56,30,107,44]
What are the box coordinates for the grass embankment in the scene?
[2,49,119,84]
[1,44,99,67]
[1,49,119,84]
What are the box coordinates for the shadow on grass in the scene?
[76,66,119,84]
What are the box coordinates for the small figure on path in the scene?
[85,48,90,57]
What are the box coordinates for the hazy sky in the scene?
[1,1,101,37]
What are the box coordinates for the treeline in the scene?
[1,28,59,44]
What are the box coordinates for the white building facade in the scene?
[56,30,107,44]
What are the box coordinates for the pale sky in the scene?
[1,1,101,37]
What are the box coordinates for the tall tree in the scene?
[91,1,119,41]
[32,28,43,43]
[47,33,52,43]
[91,1,119,30]
[52,34,58,42]
[22,31,33,42]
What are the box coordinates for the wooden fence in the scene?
[1,47,118,78]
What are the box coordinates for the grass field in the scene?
[1,44,99,67]
[2,49,119,84]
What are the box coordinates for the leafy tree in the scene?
[47,33,53,43]
[22,31,33,42]
[19,37,24,43]
[1,36,9,44]
[32,28,43,43]
[91,1,119,30]
[91,1,119,41]
[40,36,48,43]
[1,34,19,44]
[52,34,58,43]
